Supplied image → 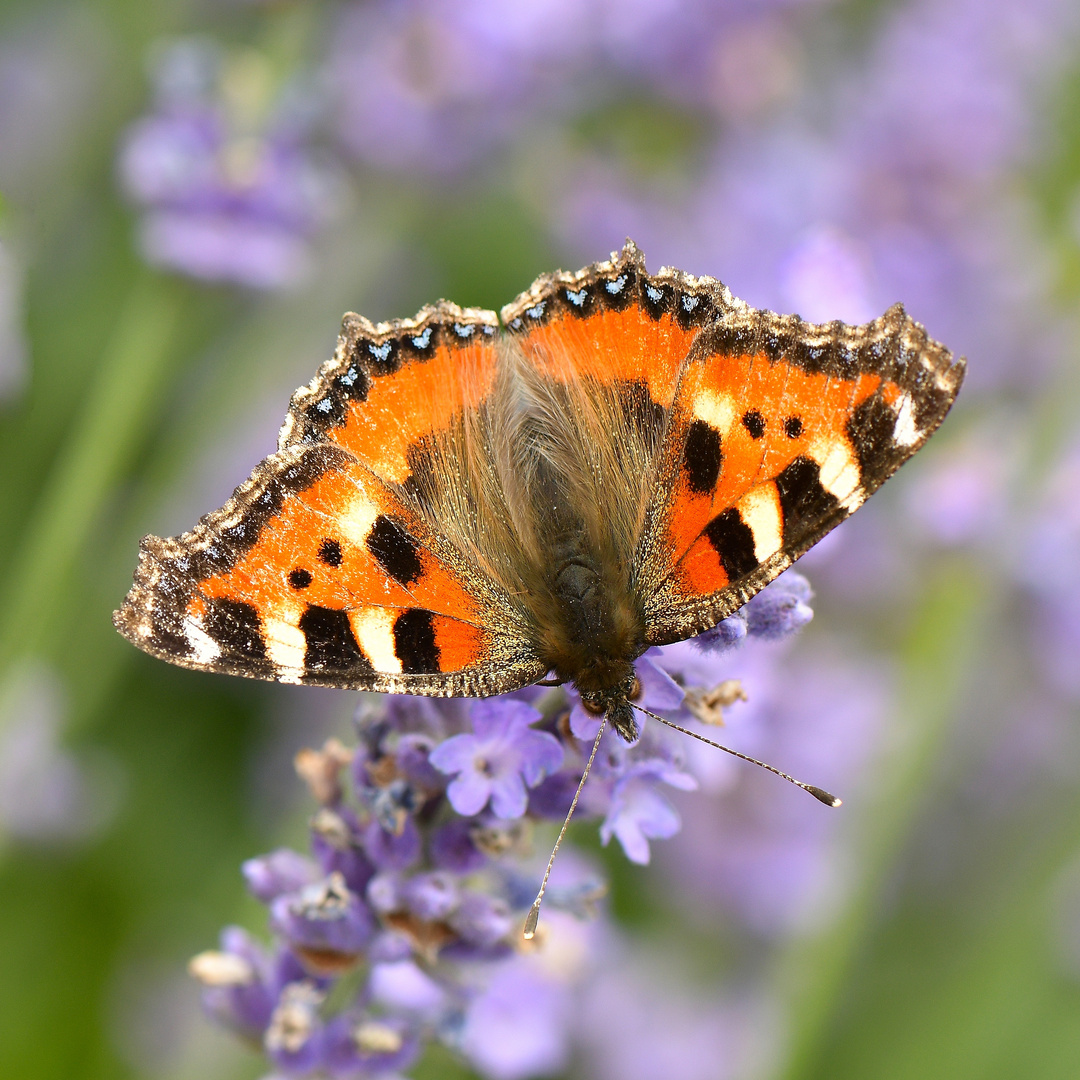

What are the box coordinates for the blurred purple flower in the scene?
[1021,434,1080,698]
[448,891,516,949]
[268,872,375,966]
[321,1011,420,1077]
[189,926,306,1039]
[692,612,748,653]
[328,0,593,174]
[600,759,698,864]
[430,699,562,818]
[659,646,891,937]
[744,571,814,640]
[902,424,1014,548]
[430,817,488,872]
[459,957,573,1080]
[263,980,326,1074]
[243,848,321,903]
[119,38,342,289]
[363,815,422,870]
[402,870,460,921]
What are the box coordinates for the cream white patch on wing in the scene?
[809,434,862,502]
[337,491,381,549]
[183,617,222,665]
[263,618,307,683]
[737,485,783,562]
[893,392,920,447]
[352,608,402,674]
[692,389,737,437]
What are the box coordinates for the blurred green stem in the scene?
[774,562,990,1079]
[0,271,182,683]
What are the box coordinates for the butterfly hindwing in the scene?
[641,303,965,644]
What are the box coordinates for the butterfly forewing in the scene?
[640,303,965,644]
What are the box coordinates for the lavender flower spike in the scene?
[430,699,563,819]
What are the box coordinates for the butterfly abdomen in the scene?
[527,490,644,701]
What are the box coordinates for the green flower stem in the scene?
[773,560,991,1080]
[0,271,183,686]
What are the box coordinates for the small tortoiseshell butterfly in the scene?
[115,241,964,742]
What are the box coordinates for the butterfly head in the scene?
[578,670,642,743]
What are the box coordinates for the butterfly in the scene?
[114,240,964,744]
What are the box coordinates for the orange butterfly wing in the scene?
[640,303,965,643]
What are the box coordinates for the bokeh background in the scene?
[3,0,1080,1078]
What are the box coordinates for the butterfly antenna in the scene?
[630,703,842,807]
[523,714,608,939]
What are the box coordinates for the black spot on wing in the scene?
[299,605,373,676]
[318,538,343,567]
[704,508,759,581]
[289,568,313,590]
[354,336,402,376]
[775,456,841,546]
[393,609,440,674]
[641,281,672,321]
[683,420,723,495]
[784,416,803,438]
[203,598,270,666]
[674,290,716,331]
[598,268,637,311]
[366,516,423,586]
[742,410,766,439]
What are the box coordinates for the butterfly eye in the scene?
[627,676,642,701]
[581,697,605,716]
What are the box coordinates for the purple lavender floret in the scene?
[693,612,748,653]
[309,805,377,896]
[363,815,422,870]
[243,848,321,903]
[189,927,277,1038]
[429,699,563,818]
[600,759,698,865]
[743,572,815,640]
[268,872,376,966]
[429,817,488,872]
